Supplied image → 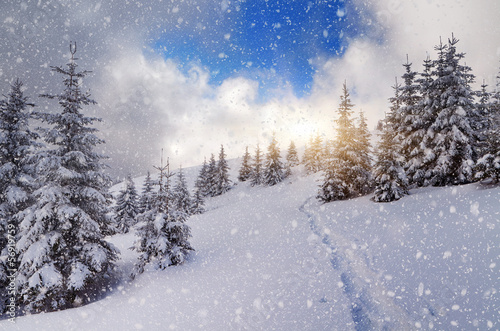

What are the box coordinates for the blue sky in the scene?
[151,0,370,98]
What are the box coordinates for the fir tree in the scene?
[0,79,39,313]
[16,44,118,313]
[214,145,232,195]
[191,185,205,215]
[285,141,300,167]
[264,133,285,186]
[302,136,314,174]
[205,154,218,197]
[173,166,192,215]
[250,144,263,186]
[373,82,409,202]
[318,82,360,202]
[115,175,139,233]
[354,111,373,195]
[138,171,154,214]
[238,146,252,182]
[405,55,434,187]
[475,74,500,182]
[194,158,209,197]
[422,36,478,186]
[132,156,193,277]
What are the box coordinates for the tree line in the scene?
[0,44,194,316]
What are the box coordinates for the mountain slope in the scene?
[3,164,499,330]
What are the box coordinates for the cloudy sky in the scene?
[1,0,499,179]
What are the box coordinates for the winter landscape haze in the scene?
[0,0,500,330]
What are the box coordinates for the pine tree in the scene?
[214,145,232,195]
[302,136,315,174]
[194,158,209,197]
[16,44,118,313]
[205,154,218,197]
[354,111,373,195]
[395,57,421,180]
[373,82,409,202]
[138,171,154,214]
[263,133,285,186]
[286,141,300,167]
[173,166,192,215]
[115,175,139,233]
[238,146,252,182]
[422,36,478,186]
[191,185,205,215]
[132,156,193,277]
[250,144,263,186]
[318,82,359,202]
[0,79,39,313]
[475,72,500,182]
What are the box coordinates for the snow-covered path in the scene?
[299,197,412,330]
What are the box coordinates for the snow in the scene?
[3,162,499,330]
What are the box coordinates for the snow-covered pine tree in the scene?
[285,141,300,167]
[214,145,232,195]
[318,82,358,202]
[404,55,435,187]
[310,134,324,173]
[132,156,193,277]
[114,174,139,233]
[173,166,192,215]
[16,44,118,313]
[194,158,209,197]
[191,184,205,215]
[302,136,314,174]
[238,146,252,182]
[475,74,500,182]
[250,144,263,186]
[0,79,39,313]
[395,57,422,186]
[422,35,479,186]
[205,154,218,197]
[138,171,154,214]
[264,133,285,186]
[353,111,373,195]
[373,81,409,202]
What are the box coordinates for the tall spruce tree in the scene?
[318,82,359,202]
[285,141,300,167]
[215,145,231,195]
[115,175,139,233]
[238,146,252,182]
[250,144,263,186]
[422,36,479,186]
[16,44,118,313]
[173,166,192,215]
[354,111,373,195]
[405,56,435,187]
[475,74,500,182]
[195,158,209,197]
[205,154,218,197]
[263,133,285,186]
[0,79,39,313]
[138,171,154,214]
[132,156,193,277]
[373,81,409,202]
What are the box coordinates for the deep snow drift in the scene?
[3,162,499,330]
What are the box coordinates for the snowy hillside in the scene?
[3,161,499,330]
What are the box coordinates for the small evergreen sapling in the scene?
[238,146,252,182]
[115,175,139,233]
[132,156,193,278]
[263,133,285,186]
[250,144,263,186]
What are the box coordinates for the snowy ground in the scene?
[3,162,499,330]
